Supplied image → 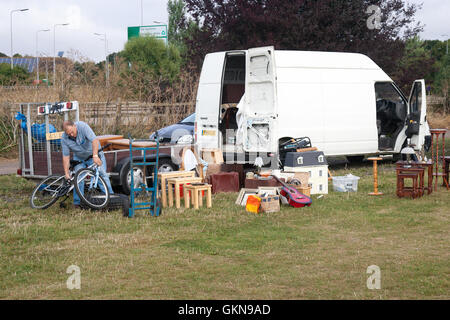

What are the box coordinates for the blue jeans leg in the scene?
[73,162,87,205]
[99,153,114,194]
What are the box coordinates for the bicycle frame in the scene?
[76,163,101,190]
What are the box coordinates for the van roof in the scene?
[274,50,382,70]
[216,49,383,71]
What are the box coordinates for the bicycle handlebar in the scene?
[83,143,112,162]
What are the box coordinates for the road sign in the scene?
[127,25,168,45]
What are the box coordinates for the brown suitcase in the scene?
[210,172,240,193]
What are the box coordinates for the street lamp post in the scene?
[10,8,29,69]
[141,0,144,25]
[94,33,109,86]
[53,23,69,85]
[36,29,50,82]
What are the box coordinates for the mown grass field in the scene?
[1,159,449,300]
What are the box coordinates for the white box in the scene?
[332,174,360,192]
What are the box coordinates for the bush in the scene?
[0,63,30,86]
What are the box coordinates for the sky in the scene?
[0,0,448,63]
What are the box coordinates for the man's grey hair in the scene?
[62,120,74,131]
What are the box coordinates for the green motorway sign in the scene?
[127,25,168,45]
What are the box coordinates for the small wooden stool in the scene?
[368,157,383,196]
[158,171,195,208]
[185,184,212,209]
[396,167,425,198]
[167,177,203,209]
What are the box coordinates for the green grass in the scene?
[0,158,449,299]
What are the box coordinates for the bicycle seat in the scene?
[70,160,82,169]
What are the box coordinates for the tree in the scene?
[433,54,450,114]
[393,36,436,93]
[423,40,447,63]
[0,52,7,57]
[122,36,181,82]
[168,0,199,59]
[183,0,423,75]
[120,36,182,101]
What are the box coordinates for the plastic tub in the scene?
[332,174,360,192]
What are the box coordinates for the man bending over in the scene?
[61,120,113,209]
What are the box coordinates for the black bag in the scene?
[80,193,130,216]
[108,194,130,217]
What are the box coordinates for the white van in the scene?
[194,46,431,165]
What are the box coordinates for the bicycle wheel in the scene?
[74,168,110,209]
[30,174,66,209]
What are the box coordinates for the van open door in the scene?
[407,79,430,151]
[195,52,225,150]
[242,46,278,153]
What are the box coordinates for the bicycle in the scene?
[30,144,112,210]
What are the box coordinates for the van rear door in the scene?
[195,52,225,150]
[243,46,278,153]
[407,79,429,150]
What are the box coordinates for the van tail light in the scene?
[66,102,72,109]
[194,121,197,143]
[17,168,22,176]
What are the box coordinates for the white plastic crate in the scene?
[332,174,360,192]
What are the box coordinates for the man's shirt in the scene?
[61,121,100,160]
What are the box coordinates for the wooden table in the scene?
[106,138,157,150]
[396,161,434,195]
[97,135,123,150]
[396,166,425,198]
[167,177,203,209]
[158,171,195,208]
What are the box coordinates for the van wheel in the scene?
[346,156,365,163]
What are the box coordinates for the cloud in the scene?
[66,5,82,30]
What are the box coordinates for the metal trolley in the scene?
[128,135,161,218]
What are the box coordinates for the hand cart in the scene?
[128,134,161,218]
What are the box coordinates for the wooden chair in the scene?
[180,146,205,181]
